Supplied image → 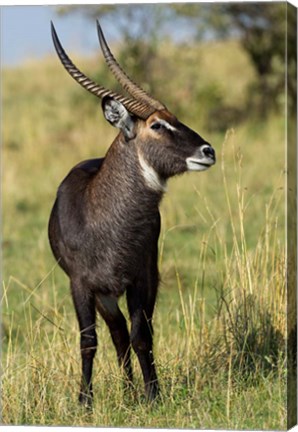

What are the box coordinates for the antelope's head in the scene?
[51,21,216,185]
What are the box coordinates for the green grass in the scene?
[2,40,287,428]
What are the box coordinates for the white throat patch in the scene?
[138,151,167,193]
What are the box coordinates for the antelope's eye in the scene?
[150,122,162,130]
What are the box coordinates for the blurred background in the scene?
[2,3,296,122]
[2,3,296,428]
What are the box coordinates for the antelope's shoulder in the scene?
[72,158,105,175]
[58,158,105,197]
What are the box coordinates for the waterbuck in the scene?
[48,21,216,406]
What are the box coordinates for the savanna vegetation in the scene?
[2,3,295,429]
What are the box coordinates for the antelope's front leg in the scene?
[96,294,133,386]
[126,271,159,402]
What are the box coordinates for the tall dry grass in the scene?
[2,41,287,428]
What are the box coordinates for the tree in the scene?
[172,2,297,117]
[58,3,296,119]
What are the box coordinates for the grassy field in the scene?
[2,39,287,428]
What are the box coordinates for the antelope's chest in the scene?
[79,213,160,296]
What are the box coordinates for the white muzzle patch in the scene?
[186,159,211,171]
[186,145,215,172]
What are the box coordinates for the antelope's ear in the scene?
[102,97,136,140]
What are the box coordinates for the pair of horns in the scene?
[51,21,166,120]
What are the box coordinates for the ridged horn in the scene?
[96,20,166,112]
[51,22,156,120]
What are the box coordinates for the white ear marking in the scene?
[138,151,167,193]
[103,99,127,125]
[103,98,135,139]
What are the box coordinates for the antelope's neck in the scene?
[89,139,165,214]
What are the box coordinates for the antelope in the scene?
[48,20,216,406]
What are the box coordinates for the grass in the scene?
[1,39,287,428]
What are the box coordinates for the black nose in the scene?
[203,146,215,160]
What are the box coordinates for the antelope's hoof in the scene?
[79,391,93,410]
[145,382,160,404]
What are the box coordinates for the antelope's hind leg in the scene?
[96,294,133,386]
[71,279,97,407]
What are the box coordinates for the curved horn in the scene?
[51,22,155,120]
[96,20,166,112]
